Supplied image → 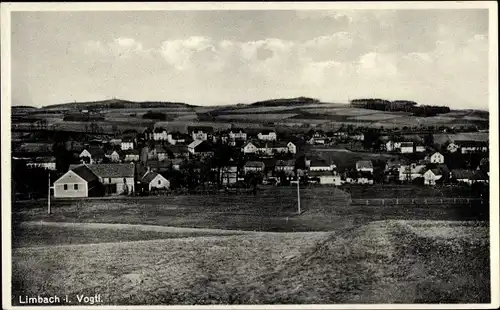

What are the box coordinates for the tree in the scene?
[423,133,434,148]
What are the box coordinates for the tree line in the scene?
[349,98,450,116]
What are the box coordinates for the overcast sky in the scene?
[11,9,490,109]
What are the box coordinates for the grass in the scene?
[11,220,490,305]
[345,184,480,199]
[12,187,477,233]
[215,114,299,121]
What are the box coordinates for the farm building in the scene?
[423,169,442,185]
[220,161,239,185]
[355,160,373,173]
[242,141,258,154]
[188,140,214,157]
[148,145,168,161]
[344,170,373,185]
[308,171,341,185]
[384,158,408,172]
[69,163,135,195]
[244,161,265,173]
[53,165,101,198]
[308,158,335,172]
[140,171,170,191]
[165,145,189,158]
[349,132,365,141]
[415,145,426,152]
[257,130,277,141]
[276,159,295,172]
[146,160,172,174]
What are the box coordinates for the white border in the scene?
[1,2,499,310]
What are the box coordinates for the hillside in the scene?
[41,99,193,111]
[249,97,323,107]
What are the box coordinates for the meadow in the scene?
[11,220,489,305]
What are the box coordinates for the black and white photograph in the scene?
[1,2,498,309]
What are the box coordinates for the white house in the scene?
[105,150,121,163]
[428,152,445,164]
[244,161,265,174]
[423,169,442,185]
[79,148,104,164]
[355,160,373,173]
[415,145,426,152]
[153,128,168,141]
[121,139,134,151]
[350,133,365,141]
[287,142,297,154]
[308,171,341,185]
[400,142,414,154]
[257,130,277,141]
[141,171,170,191]
[308,158,334,172]
[53,165,100,198]
[167,132,186,145]
[123,149,140,162]
[228,129,247,141]
[457,141,489,154]
[188,126,213,141]
[26,156,57,170]
[242,141,258,154]
[188,140,204,154]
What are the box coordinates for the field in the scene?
[345,185,481,199]
[12,219,489,305]
[309,148,400,170]
[215,113,299,121]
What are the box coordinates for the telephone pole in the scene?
[48,173,51,214]
[297,174,301,215]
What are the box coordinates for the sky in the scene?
[11,8,490,109]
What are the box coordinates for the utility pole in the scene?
[48,173,51,214]
[297,173,301,215]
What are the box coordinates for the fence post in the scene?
[396,198,398,205]
[440,198,443,204]
[382,199,384,206]
[425,198,427,204]
[366,199,368,206]
[454,198,457,204]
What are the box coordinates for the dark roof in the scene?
[451,169,477,179]
[276,159,295,167]
[244,161,265,168]
[272,141,289,148]
[308,171,335,177]
[229,128,247,133]
[400,142,414,147]
[456,140,488,148]
[71,165,99,183]
[141,171,161,183]
[188,126,214,133]
[165,145,188,153]
[124,149,140,155]
[81,147,105,157]
[146,160,172,169]
[70,163,135,178]
[154,127,167,133]
[259,130,276,135]
[194,141,214,152]
[310,158,329,166]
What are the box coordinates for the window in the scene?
[64,184,68,190]
[158,180,161,185]
[74,184,78,190]
[108,178,111,183]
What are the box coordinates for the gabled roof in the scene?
[229,128,247,133]
[165,145,188,153]
[70,163,135,178]
[456,140,488,148]
[308,170,336,177]
[276,159,295,167]
[154,127,167,133]
[400,142,414,148]
[80,147,105,157]
[70,165,99,183]
[141,171,162,183]
[310,158,329,167]
[188,140,204,148]
[259,130,276,135]
[451,169,477,179]
[272,141,289,148]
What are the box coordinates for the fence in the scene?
[349,197,483,206]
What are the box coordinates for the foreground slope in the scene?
[12,220,489,305]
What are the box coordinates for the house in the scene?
[275,159,295,172]
[69,163,135,195]
[400,142,414,154]
[167,132,187,145]
[140,171,170,191]
[398,163,426,182]
[220,161,239,185]
[25,156,57,170]
[104,150,121,163]
[385,140,403,152]
[165,145,189,158]
[349,132,365,141]
[271,141,289,154]
[308,171,341,185]
[146,160,172,173]
[446,142,460,153]
[287,142,297,154]
[423,169,443,185]
[121,139,134,151]
[228,128,247,141]
[244,161,265,174]
[257,130,277,141]
[188,140,214,157]
[109,138,122,146]
[53,165,101,198]
[308,158,334,172]
[308,131,327,144]
[142,128,154,141]
[355,160,373,173]
[148,145,168,161]
[385,158,408,172]
[188,126,214,141]
[344,170,373,185]
[79,147,105,164]
[427,152,445,164]
[451,169,488,185]
[415,145,426,153]
[456,140,489,154]
[242,141,258,154]
[477,158,489,176]
[123,149,140,162]
[171,158,184,170]
[153,127,168,141]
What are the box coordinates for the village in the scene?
[12,123,490,199]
